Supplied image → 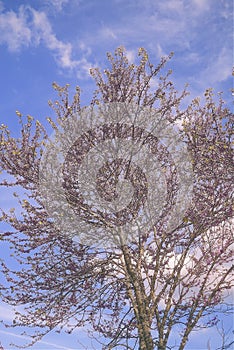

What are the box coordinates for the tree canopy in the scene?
[0,47,233,350]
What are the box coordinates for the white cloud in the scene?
[0,1,4,12]
[0,6,31,51]
[0,5,93,78]
[126,49,136,63]
[202,47,232,85]
[92,1,194,55]
[155,43,168,59]
[0,304,15,322]
[86,0,231,97]
[30,8,75,69]
[46,0,69,12]
[0,329,74,350]
[79,41,92,56]
[0,303,78,350]
[189,46,233,93]
[191,0,210,12]
[159,0,184,13]
[136,0,210,19]
[100,27,118,40]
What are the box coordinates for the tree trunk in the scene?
[138,318,154,350]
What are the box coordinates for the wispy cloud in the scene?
[100,27,118,40]
[0,304,15,322]
[0,0,231,88]
[0,303,75,350]
[0,329,75,350]
[82,0,200,60]
[200,47,232,85]
[86,0,231,99]
[30,8,76,69]
[0,5,31,51]
[0,4,93,78]
[45,0,70,12]
[191,0,210,12]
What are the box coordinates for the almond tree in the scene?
[0,47,233,350]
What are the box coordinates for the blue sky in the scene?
[0,0,233,349]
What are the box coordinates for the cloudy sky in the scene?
[0,0,233,349]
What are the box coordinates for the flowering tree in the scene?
[0,47,233,350]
